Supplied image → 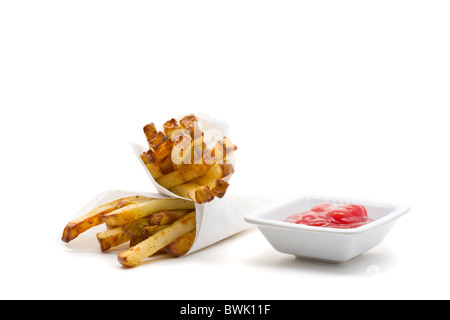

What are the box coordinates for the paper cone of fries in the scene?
[129,114,266,255]
[62,114,268,267]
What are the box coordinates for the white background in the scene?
[1,1,449,300]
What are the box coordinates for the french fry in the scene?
[163,118,181,140]
[101,198,195,227]
[148,209,191,225]
[122,209,189,238]
[179,114,198,129]
[192,164,231,198]
[143,123,158,148]
[193,163,229,184]
[169,182,214,204]
[123,216,154,238]
[166,229,196,257]
[118,211,196,267]
[178,115,204,145]
[208,137,237,164]
[140,151,164,180]
[142,225,169,237]
[97,227,130,252]
[61,195,152,243]
[221,163,235,178]
[140,114,237,203]
[156,164,211,189]
[208,179,229,198]
[131,225,169,248]
[149,131,174,174]
[129,235,146,247]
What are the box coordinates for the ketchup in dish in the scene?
[284,203,373,229]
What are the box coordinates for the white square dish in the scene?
[244,195,410,263]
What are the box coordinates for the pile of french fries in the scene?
[62,195,196,267]
[62,114,237,267]
[141,114,237,204]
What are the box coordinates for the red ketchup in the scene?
[284,203,373,229]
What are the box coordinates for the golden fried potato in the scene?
[156,164,211,189]
[140,151,164,179]
[101,198,195,227]
[169,182,214,204]
[118,211,196,267]
[97,227,130,252]
[148,209,191,225]
[166,229,196,257]
[140,114,237,204]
